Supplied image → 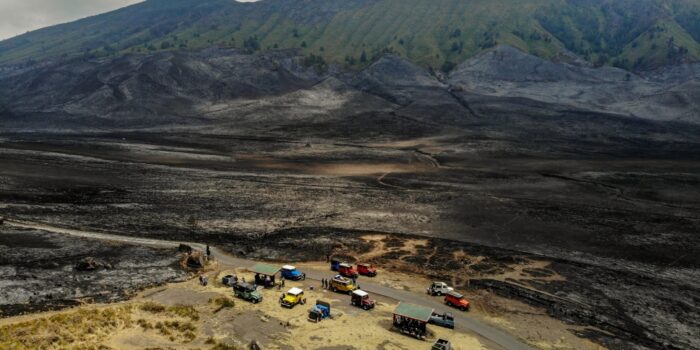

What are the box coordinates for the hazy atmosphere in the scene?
[0,0,142,39]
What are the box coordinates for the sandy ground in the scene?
[0,258,604,350]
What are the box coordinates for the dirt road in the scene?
[4,218,535,350]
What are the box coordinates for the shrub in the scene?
[168,305,199,321]
[140,302,166,313]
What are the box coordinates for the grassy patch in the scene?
[140,302,166,314]
[168,305,199,321]
[0,306,132,350]
[210,297,236,313]
[209,343,241,350]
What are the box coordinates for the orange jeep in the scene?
[444,291,470,311]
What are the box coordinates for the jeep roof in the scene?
[287,287,303,295]
[447,291,464,299]
[352,289,369,297]
[234,282,256,291]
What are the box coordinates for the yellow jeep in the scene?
[330,275,357,294]
[280,287,306,308]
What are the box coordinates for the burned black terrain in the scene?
[0,225,188,317]
[1,48,699,349]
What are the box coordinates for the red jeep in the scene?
[444,291,470,311]
[351,290,375,310]
[357,263,377,277]
[338,263,358,278]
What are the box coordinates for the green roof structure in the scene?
[249,263,280,276]
[393,302,434,322]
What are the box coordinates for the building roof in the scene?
[352,289,368,297]
[287,287,303,295]
[249,263,280,276]
[393,302,434,322]
[282,265,296,270]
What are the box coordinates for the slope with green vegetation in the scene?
[1,0,699,71]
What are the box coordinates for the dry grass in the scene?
[0,306,132,350]
[208,343,241,350]
[210,297,236,313]
[154,320,197,342]
[168,305,199,321]
[0,301,204,349]
[139,301,166,313]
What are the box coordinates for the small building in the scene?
[249,263,280,288]
[392,302,434,339]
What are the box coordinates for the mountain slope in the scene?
[449,45,700,123]
[1,0,700,70]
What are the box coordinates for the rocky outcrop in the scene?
[182,250,205,269]
[178,244,193,254]
[75,257,112,271]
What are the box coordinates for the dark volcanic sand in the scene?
[0,225,188,316]
[0,131,698,349]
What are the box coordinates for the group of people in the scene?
[255,273,276,288]
[393,315,427,336]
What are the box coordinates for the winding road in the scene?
[4,218,535,350]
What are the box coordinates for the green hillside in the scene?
[1,0,699,70]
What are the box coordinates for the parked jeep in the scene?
[427,281,454,296]
[280,287,306,308]
[357,263,377,277]
[350,289,375,310]
[429,311,454,329]
[445,291,470,311]
[222,274,237,287]
[432,339,452,350]
[281,265,306,281]
[233,282,262,303]
[330,275,357,294]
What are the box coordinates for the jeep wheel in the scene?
[436,291,442,296]
[363,305,369,310]
[446,301,452,306]
[332,287,337,292]
[460,306,467,311]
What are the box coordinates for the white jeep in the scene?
[427,281,454,296]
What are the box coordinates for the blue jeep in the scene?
[308,300,331,322]
[281,265,306,281]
